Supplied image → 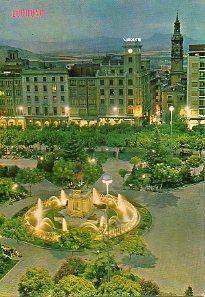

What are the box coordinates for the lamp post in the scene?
[169,106,174,156]
[102,173,113,282]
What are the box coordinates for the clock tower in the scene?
[171,12,183,85]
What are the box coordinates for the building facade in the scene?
[0,39,152,128]
[187,44,205,127]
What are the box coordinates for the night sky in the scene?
[0,0,204,42]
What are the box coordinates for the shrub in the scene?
[18,267,54,297]
[53,275,96,297]
[98,275,141,296]
[140,279,160,295]
[187,155,202,168]
[54,256,87,282]
[60,228,93,250]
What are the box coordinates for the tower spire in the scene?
[176,10,179,22]
[174,11,180,35]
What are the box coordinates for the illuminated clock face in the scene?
[128,48,133,54]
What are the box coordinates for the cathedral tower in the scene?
[171,12,184,85]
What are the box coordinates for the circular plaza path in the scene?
[0,159,204,296]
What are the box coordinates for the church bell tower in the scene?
[171,12,183,85]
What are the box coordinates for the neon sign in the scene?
[11,9,44,18]
[123,38,141,42]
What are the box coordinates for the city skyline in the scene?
[0,0,204,43]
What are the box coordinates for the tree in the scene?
[52,159,74,186]
[106,133,126,159]
[53,275,96,297]
[18,267,54,297]
[54,256,87,282]
[98,275,141,296]
[37,152,56,172]
[120,235,147,271]
[83,252,120,286]
[140,279,160,296]
[83,161,103,186]
[60,228,92,250]
[0,178,27,203]
[16,169,44,196]
[61,133,85,161]
[119,169,128,181]
[184,286,194,296]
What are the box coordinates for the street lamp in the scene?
[102,173,113,196]
[102,173,113,282]
[18,106,23,116]
[12,183,18,190]
[169,105,174,156]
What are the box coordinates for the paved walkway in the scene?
[0,159,204,296]
[0,158,37,169]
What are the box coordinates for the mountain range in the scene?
[0,33,202,58]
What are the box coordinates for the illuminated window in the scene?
[52,84,57,92]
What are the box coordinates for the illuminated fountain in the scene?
[25,187,140,241]
[62,218,68,232]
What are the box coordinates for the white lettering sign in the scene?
[123,38,141,42]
